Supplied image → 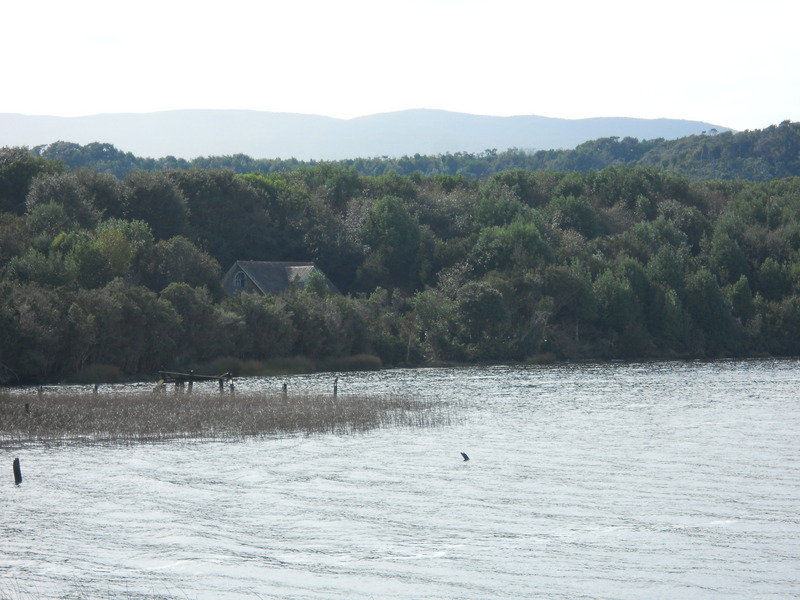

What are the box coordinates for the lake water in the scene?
[2,360,799,599]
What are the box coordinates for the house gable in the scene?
[221,261,339,296]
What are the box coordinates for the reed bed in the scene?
[0,389,452,444]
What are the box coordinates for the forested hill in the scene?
[29,120,799,181]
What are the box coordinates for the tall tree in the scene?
[124,171,189,240]
[360,195,421,291]
[0,147,62,215]
[26,172,101,228]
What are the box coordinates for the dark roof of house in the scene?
[222,261,339,295]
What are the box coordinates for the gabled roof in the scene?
[221,261,339,296]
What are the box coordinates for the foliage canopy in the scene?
[2,123,800,383]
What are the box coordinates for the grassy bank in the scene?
[0,389,451,444]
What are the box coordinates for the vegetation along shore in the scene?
[1,121,799,385]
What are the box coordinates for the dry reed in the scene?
[0,389,451,444]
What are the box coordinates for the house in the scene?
[221,261,339,296]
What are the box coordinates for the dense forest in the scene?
[2,121,800,384]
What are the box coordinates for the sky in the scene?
[1,0,797,131]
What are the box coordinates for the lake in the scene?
[2,360,799,599]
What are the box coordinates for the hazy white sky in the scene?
[2,0,797,130]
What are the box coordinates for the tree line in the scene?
[2,134,800,384]
[30,120,800,181]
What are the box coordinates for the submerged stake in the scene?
[13,457,22,485]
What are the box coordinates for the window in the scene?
[234,271,247,290]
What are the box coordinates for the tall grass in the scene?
[0,389,451,444]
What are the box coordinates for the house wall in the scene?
[221,267,254,295]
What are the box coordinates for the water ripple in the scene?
[2,359,799,599]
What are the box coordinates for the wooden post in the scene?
[13,457,22,485]
[334,377,338,397]
[25,403,30,414]
[188,370,194,393]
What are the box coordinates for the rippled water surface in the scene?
[2,360,800,599]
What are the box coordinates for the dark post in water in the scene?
[13,457,22,485]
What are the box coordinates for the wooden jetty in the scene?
[156,370,234,392]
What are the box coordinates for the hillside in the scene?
[0,109,728,160]
[24,121,800,183]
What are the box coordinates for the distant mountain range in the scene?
[0,109,731,160]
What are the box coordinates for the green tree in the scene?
[171,170,274,268]
[0,147,62,215]
[0,212,31,268]
[647,244,689,292]
[655,286,689,350]
[362,287,411,364]
[486,169,550,208]
[26,172,101,228]
[684,268,737,355]
[727,275,755,323]
[124,171,189,240]
[412,288,462,362]
[763,295,800,355]
[541,260,597,344]
[283,291,369,360]
[546,195,602,238]
[221,291,297,360]
[469,221,551,274]
[615,216,687,263]
[708,231,749,285]
[27,201,78,240]
[593,269,637,335]
[74,168,128,219]
[474,180,532,228]
[70,235,113,288]
[144,236,222,295]
[72,279,181,374]
[162,283,235,364]
[96,218,155,278]
[550,261,596,320]
[657,199,711,253]
[5,246,77,288]
[360,195,421,291]
[456,280,512,359]
[757,257,789,301]
[296,163,363,212]
[0,281,66,382]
